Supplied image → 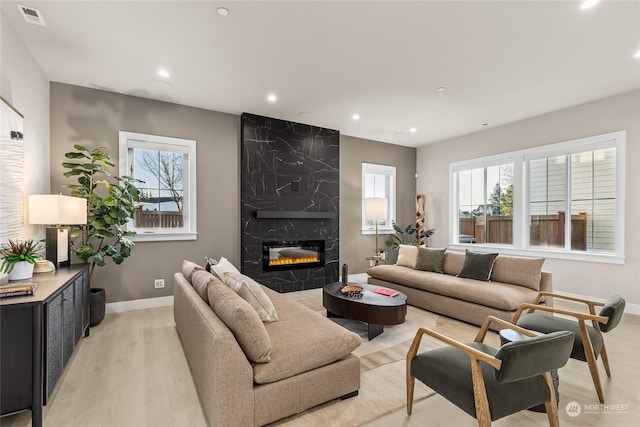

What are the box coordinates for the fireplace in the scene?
[263,240,325,272]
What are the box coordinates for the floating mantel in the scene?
[255,210,337,219]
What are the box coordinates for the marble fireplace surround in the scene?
[240,113,340,292]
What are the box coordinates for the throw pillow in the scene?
[224,273,279,322]
[210,257,241,280]
[181,259,204,282]
[415,247,447,273]
[191,269,225,303]
[490,255,545,290]
[204,256,219,272]
[457,250,499,281]
[207,283,272,363]
[396,244,419,268]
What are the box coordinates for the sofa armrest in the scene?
[174,273,255,426]
[539,271,553,307]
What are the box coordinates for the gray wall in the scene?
[417,89,640,307]
[50,83,240,303]
[50,83,416,302]
[340,135,416,274]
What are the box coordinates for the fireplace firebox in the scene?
[263,240,325,271]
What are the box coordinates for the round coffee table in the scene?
[322,282,407,340]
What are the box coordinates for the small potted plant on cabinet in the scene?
[63,145,142,326]
[0,239,43,281]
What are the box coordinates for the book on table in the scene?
[0,282,37,298]
[370,287,399,297]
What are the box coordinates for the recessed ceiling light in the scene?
[437,87,446,92]
[352,114,360,120]
[157,69,170,78]
[480,123,490,127]
[267,94,277,102]
[580,0,600,10]
[409,128,417,133]
[634,50,640,59]
[217,7,229,16]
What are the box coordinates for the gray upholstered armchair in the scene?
[406,316,574,427]
[512,292,625,403]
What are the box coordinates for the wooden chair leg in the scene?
[543,372,560,427]
[600,345,612,377]
[407,375,415,415]
[580,322,605,403]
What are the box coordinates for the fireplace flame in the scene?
[269,256,319,266]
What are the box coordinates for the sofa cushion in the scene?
[224,272,279,322]
[210,257,241,281]
[252,287,361,384]
[457,250,498,281]
[442,251,465,275]
[182,259,205,282]
[191,269,225,302]
[396,244,418,268]
[207,283,272,363]
[491,255,545,291]
[416,247,446,273]
[367,264,538,311]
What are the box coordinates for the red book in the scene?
[370,287,399,297]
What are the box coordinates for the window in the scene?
[119,131,197,241]
[362,163,396,233]
[456,162,514,245]
[450,131,624,263]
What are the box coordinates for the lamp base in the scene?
[45,227,71,270]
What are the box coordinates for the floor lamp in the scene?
[28,195,87,269]
[364,198,388,257]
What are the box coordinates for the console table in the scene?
[0,265,90,427]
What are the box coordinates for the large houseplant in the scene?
[0,239,43,280]
[63,145,141,325]
[386,221,436,251]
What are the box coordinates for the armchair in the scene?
[407,316,574,427]
[512,292,625,403]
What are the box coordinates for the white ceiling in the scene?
[3,0,640,147]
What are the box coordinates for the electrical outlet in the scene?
[154,279,165,289]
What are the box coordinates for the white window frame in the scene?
[449,131,625,264]
[119,131,197,242]
[361,162,396,235]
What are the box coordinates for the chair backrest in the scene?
[493,331,574,383]
[598,295,625,332]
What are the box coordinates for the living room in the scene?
[1,1,639,426]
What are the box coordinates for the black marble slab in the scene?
[240,113,339,292]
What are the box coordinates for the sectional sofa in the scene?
[173,260,361,426]
[367,248,552,330]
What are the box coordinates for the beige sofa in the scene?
[367,250,552,330]
[174,261,361,426]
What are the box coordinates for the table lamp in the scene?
[364,198,388,257]
[28,194,87,269]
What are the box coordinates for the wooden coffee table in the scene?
[322,282,407,340]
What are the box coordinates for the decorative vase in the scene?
[8,261,34,281]
[89,288,106,326]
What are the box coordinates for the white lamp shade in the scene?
[364,198,388,221]
[28,195,87,225]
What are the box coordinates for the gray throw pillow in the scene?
[415,247,447,273]
[457,250,499,281]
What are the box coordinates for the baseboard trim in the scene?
[106,296,174,314]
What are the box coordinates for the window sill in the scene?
[448,243,624,265]
[131,232,198,242]
[361,229,395,236]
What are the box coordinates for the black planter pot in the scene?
[89,288,106,327]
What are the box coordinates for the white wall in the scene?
[1,10,50,241]
[417,90,640,311]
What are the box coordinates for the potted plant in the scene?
[386,221,436,251]
[0,239,43,281]
[63,145,142,326]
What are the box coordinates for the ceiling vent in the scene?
[17,4,46,26]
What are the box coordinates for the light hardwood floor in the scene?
[2,297,639,427]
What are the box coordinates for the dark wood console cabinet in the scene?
[0,265,90,427]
